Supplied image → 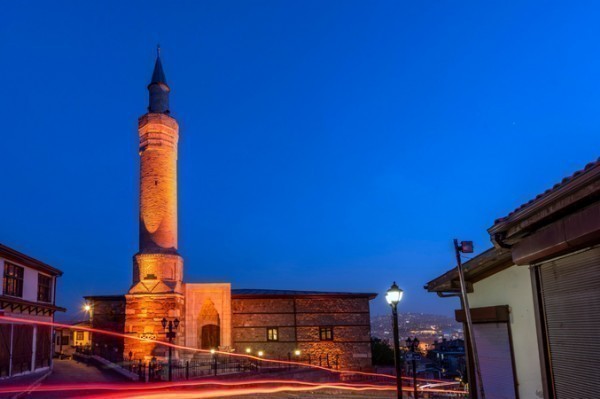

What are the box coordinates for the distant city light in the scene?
[84,304,91,312]
[294,350,301,356]
[245,347,252,354]
[258,350,264,357]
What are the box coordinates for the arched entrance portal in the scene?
[198,299,220,350]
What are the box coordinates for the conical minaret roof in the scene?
[147,46,170,114]
[150,47,167,85]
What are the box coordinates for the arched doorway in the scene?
[201,324,220,349]
[198,299,220,350]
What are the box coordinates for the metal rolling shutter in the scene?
[472,323,516,399]
[539,247,600,398]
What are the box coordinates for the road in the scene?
[24,358,125,399]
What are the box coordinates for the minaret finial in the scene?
[148,46,170,114]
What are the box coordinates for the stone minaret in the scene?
[125,49,185,360]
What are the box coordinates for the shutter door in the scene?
[472,322,516,399]
[539,247,600,398]
[35,325,51,369]
[11,325,33,375]
[0,324,10,377]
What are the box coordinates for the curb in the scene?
[10,369,52,399]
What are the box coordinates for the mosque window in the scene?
[267,327,279,341]
[319,327,334,341]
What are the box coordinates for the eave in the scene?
[424,247,513,293]
[0,295,66,316]
[0,243,63,276]
[489,159,600,245]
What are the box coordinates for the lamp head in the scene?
[385,282,403,306]
[174,318,180,329]
[161,318,167,329]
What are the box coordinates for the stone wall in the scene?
[231,295,373,370]
[86,296,126,362]
[124,293,184,361]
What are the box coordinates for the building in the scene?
[54,321,92,358]
[426,338,466,379]
[83,295,125,361]
[426,158,600,399]
[85,51,375,370]
[0,243,64,379]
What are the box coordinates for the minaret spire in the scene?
[148,46,170,114]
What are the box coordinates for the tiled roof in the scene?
[493,157,600,225]
[0,243,62,276]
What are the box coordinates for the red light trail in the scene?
[0,315,467,398]
[0,380,391,394]
[0,315,447,383]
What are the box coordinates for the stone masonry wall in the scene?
[231,296,373,370]
[88,297,126,362]
[124,293,184,361]
[138,113,179,254]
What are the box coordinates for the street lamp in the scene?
[386,282,404,399]
[406,337,420,399]
[161,317,180,382]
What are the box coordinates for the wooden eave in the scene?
[0,295,66,316]
[488,161,600,245]
[424,247,513,293]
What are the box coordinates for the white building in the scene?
[426,158,600,399]
[0,243,64,379]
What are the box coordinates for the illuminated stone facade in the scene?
[124,54,185,360]
[89,51,376,369]
[231,292,373,369]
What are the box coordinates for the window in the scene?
[61,336,70,345]
[267,327,279,341]
[76,331,84,341]
[38,274,52,302]
[3,262,24,297]
[319,327,334,341]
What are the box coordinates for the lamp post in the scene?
[406,337,420,399]
[161,317,180,382]
[454,239,485,399]
[386,282,404,399]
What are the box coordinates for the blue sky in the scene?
[1,1,599,319]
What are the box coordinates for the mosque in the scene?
[85,51,375,370]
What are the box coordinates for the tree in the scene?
[371,337,394,366]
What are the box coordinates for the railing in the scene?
[78,346,356,383]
